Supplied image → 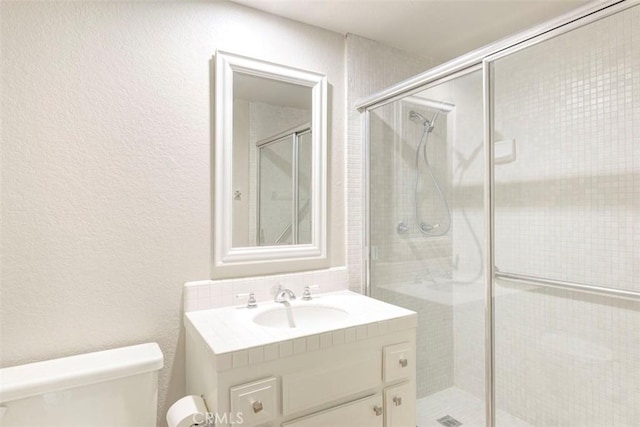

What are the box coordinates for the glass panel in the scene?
[369,68,485,426]
[258,135,293,245]
[492,5,640,427]
[297,131,313,244]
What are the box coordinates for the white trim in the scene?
[403,96,455,112]
[213,51,327,276]
[482,58,495,427]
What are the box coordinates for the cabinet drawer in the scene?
[230,377,277,426]
[282,351,381,416]
[383,342,413,383]
[282,394,384,427]
[384,381,415,427]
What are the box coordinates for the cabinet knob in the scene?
[399,358,408,368]
[252,400,263,413]
[393,396,403,406]
[373,405,383,416]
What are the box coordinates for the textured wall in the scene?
[0,2,344,425]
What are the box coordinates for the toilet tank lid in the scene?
[0,342,163,404]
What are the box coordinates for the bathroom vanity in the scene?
[185,291,417,427]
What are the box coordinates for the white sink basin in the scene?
[185,291,417,355]
[253,304,349,329]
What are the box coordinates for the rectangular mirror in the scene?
[214,51,327,276]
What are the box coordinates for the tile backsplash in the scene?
[184,267,347,312]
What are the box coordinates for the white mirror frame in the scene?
[213,51,327,275]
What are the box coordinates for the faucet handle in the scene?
[236,292,257,309]
[302,285,319,301]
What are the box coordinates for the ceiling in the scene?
[229,0,590,63]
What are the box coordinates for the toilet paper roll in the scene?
[166,395,208,427]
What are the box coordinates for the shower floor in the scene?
[417,387,532,427]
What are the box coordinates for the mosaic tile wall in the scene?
[494,285,640,426]
[345,34,435,293]
[493,5,640,293]
[363,6,639,426]
[443,7,640,426]
[369,99,455,398]
[488,6,640,426]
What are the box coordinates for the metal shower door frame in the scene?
[359,1,639,426]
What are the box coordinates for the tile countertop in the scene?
[185,290,417,356]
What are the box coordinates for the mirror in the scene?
[254,124,312,246]
[213,51,327,275]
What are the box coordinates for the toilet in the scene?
[0,343,163,427]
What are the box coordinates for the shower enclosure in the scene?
[257,127,312,246]
[359,1,639,426]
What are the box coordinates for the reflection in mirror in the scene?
[231,73,313,247]
[257,127,312,246]
[214,51,327,275]
[259,134,293,245]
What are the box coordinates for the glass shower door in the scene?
[491,5,640,426]
[258,135,293,245]
[368,68,487,426]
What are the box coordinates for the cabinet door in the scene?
[383,342,414,383]
[282,394,384,427]
[230,377,277,426]
[384,382,415,427]
[282,351,380,416]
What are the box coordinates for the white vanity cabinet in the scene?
[384,381,415,427]
[185,305,416,426]
[184,291,417,427]
[282,395,384,427]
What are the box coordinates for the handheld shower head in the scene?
[409,110,430,127]
[409,110,438,132]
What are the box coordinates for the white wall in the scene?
[0,2,344,425]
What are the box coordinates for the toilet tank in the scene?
[0,343,163,427]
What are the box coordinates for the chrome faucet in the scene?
[274,285,296,303]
